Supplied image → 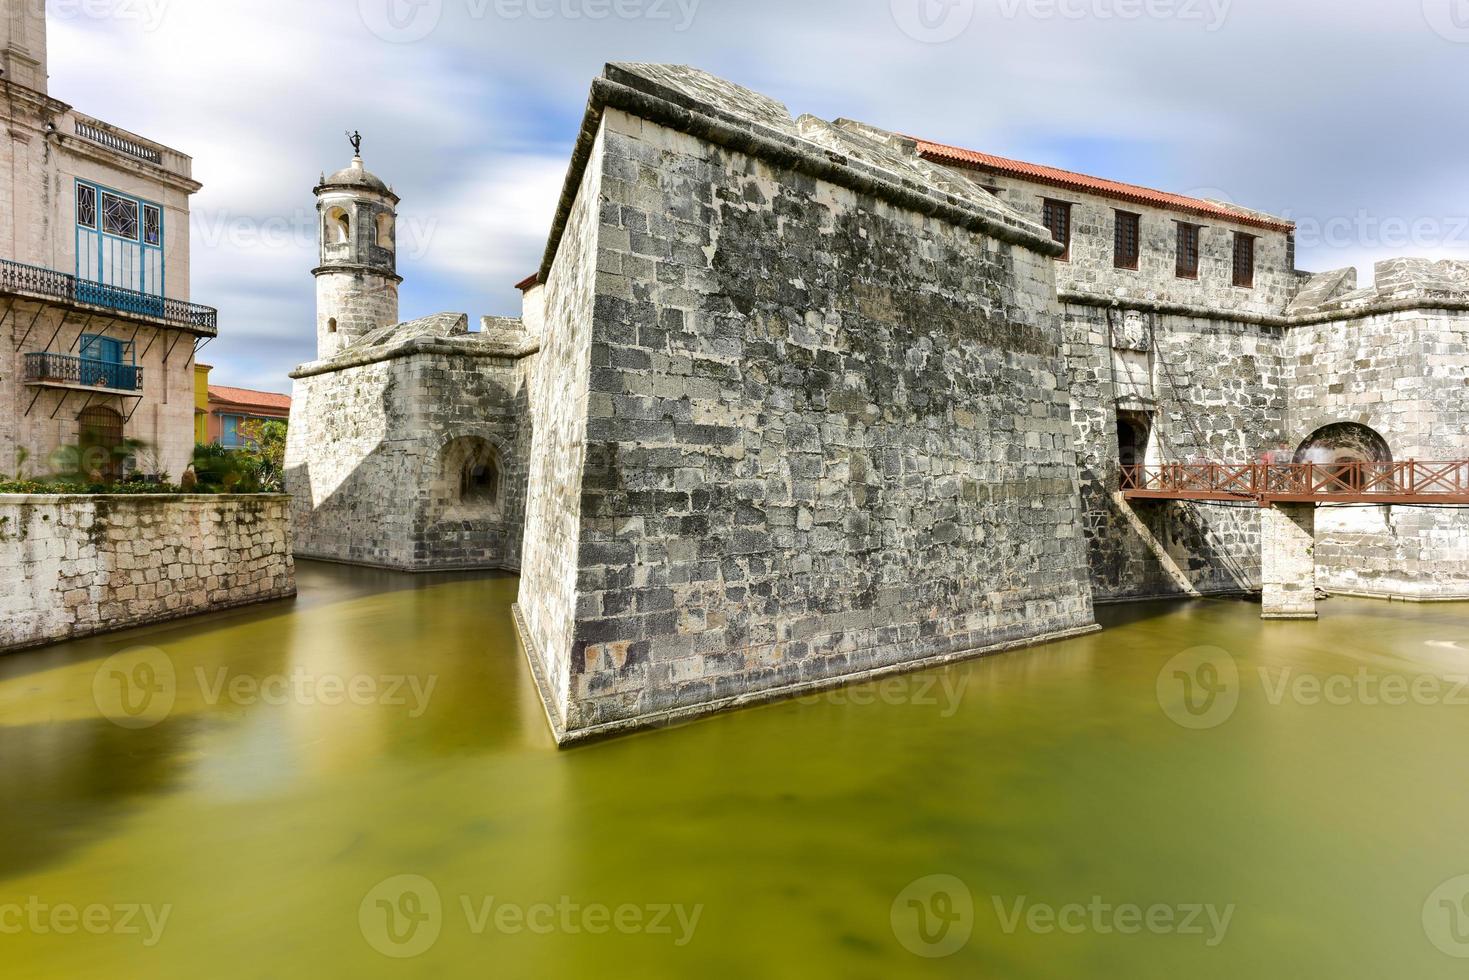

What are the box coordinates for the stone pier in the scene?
[1261,503,1317,620]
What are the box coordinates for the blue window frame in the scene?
[78,333,138,390]
[75,179,165,306]
[221,415,241,448]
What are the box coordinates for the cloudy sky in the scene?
[45,0,1469,392]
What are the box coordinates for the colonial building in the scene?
[289,64,1469,743]
[205,384,291,448]
[1,4,216,482]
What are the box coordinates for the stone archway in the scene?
[1293,422,1392,492]
[434,436,502,517]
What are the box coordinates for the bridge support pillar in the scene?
[1261,503,1317,620]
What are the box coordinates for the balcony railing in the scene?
[25,352,144,392]
[74,120,164,165]
[0,258,217,333]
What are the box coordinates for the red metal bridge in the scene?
[1121,461,1469,506]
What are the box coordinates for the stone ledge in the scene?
[0,493,290,502]
[513,602,1102,747]
[0,585,298,654]
[290,337,539,379]
[1061,288,1469,328]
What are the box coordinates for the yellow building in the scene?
[194,363,212,444]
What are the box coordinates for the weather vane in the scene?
[347,130,363,156]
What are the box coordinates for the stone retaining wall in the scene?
[0,494,296,652]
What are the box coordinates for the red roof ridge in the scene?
[208,384,292,410]
[910,136,1294,234]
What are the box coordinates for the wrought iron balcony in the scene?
[25,352,144,393]
[0,258,217,334]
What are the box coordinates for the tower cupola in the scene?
[312,133,402,358]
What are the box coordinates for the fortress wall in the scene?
[515,125,606,725]
[1286,310,1469,599]
[519,107,1098,740]
[1064,305,1286,601]
[284,348,530,573]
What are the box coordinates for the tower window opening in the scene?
[325,207,351,245]
[327,318,338,334]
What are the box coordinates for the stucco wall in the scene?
[0,494,296,652]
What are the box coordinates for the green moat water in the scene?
[6,560,1469,977]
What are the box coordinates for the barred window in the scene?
[77,184,97,229]
[143,205,162,247]
[102,192,139,240]
[1233,233,1256,288]
[1114,211,1140,270]
[1176,223,1201,279]
[1042,199,1072,261]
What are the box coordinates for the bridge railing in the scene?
[1121,461,1469,501]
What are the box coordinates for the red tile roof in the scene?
[208,385,292,413]
[912,138,1295,233]
[514,272,541,291]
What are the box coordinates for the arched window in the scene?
[324,207,351,245]
[327,317,338,334]
[1294,423,1392,493]
[78,406,124,481]
[437,436,501,514]
[375,212,394,249]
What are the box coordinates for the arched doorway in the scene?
[436,436,502,516]
[1116,411,1152,471]
[77,406,124,481]
[1293,422,1392,492]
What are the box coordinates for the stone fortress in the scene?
[285,64,1469,743]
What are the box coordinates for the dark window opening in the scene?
[1042,199,1072,262]
[1117,412,1152,482]
[327,318,338,334]
[1176,223,1201,279]
[1233,233,1256,288]
[1114,211,1140,270]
